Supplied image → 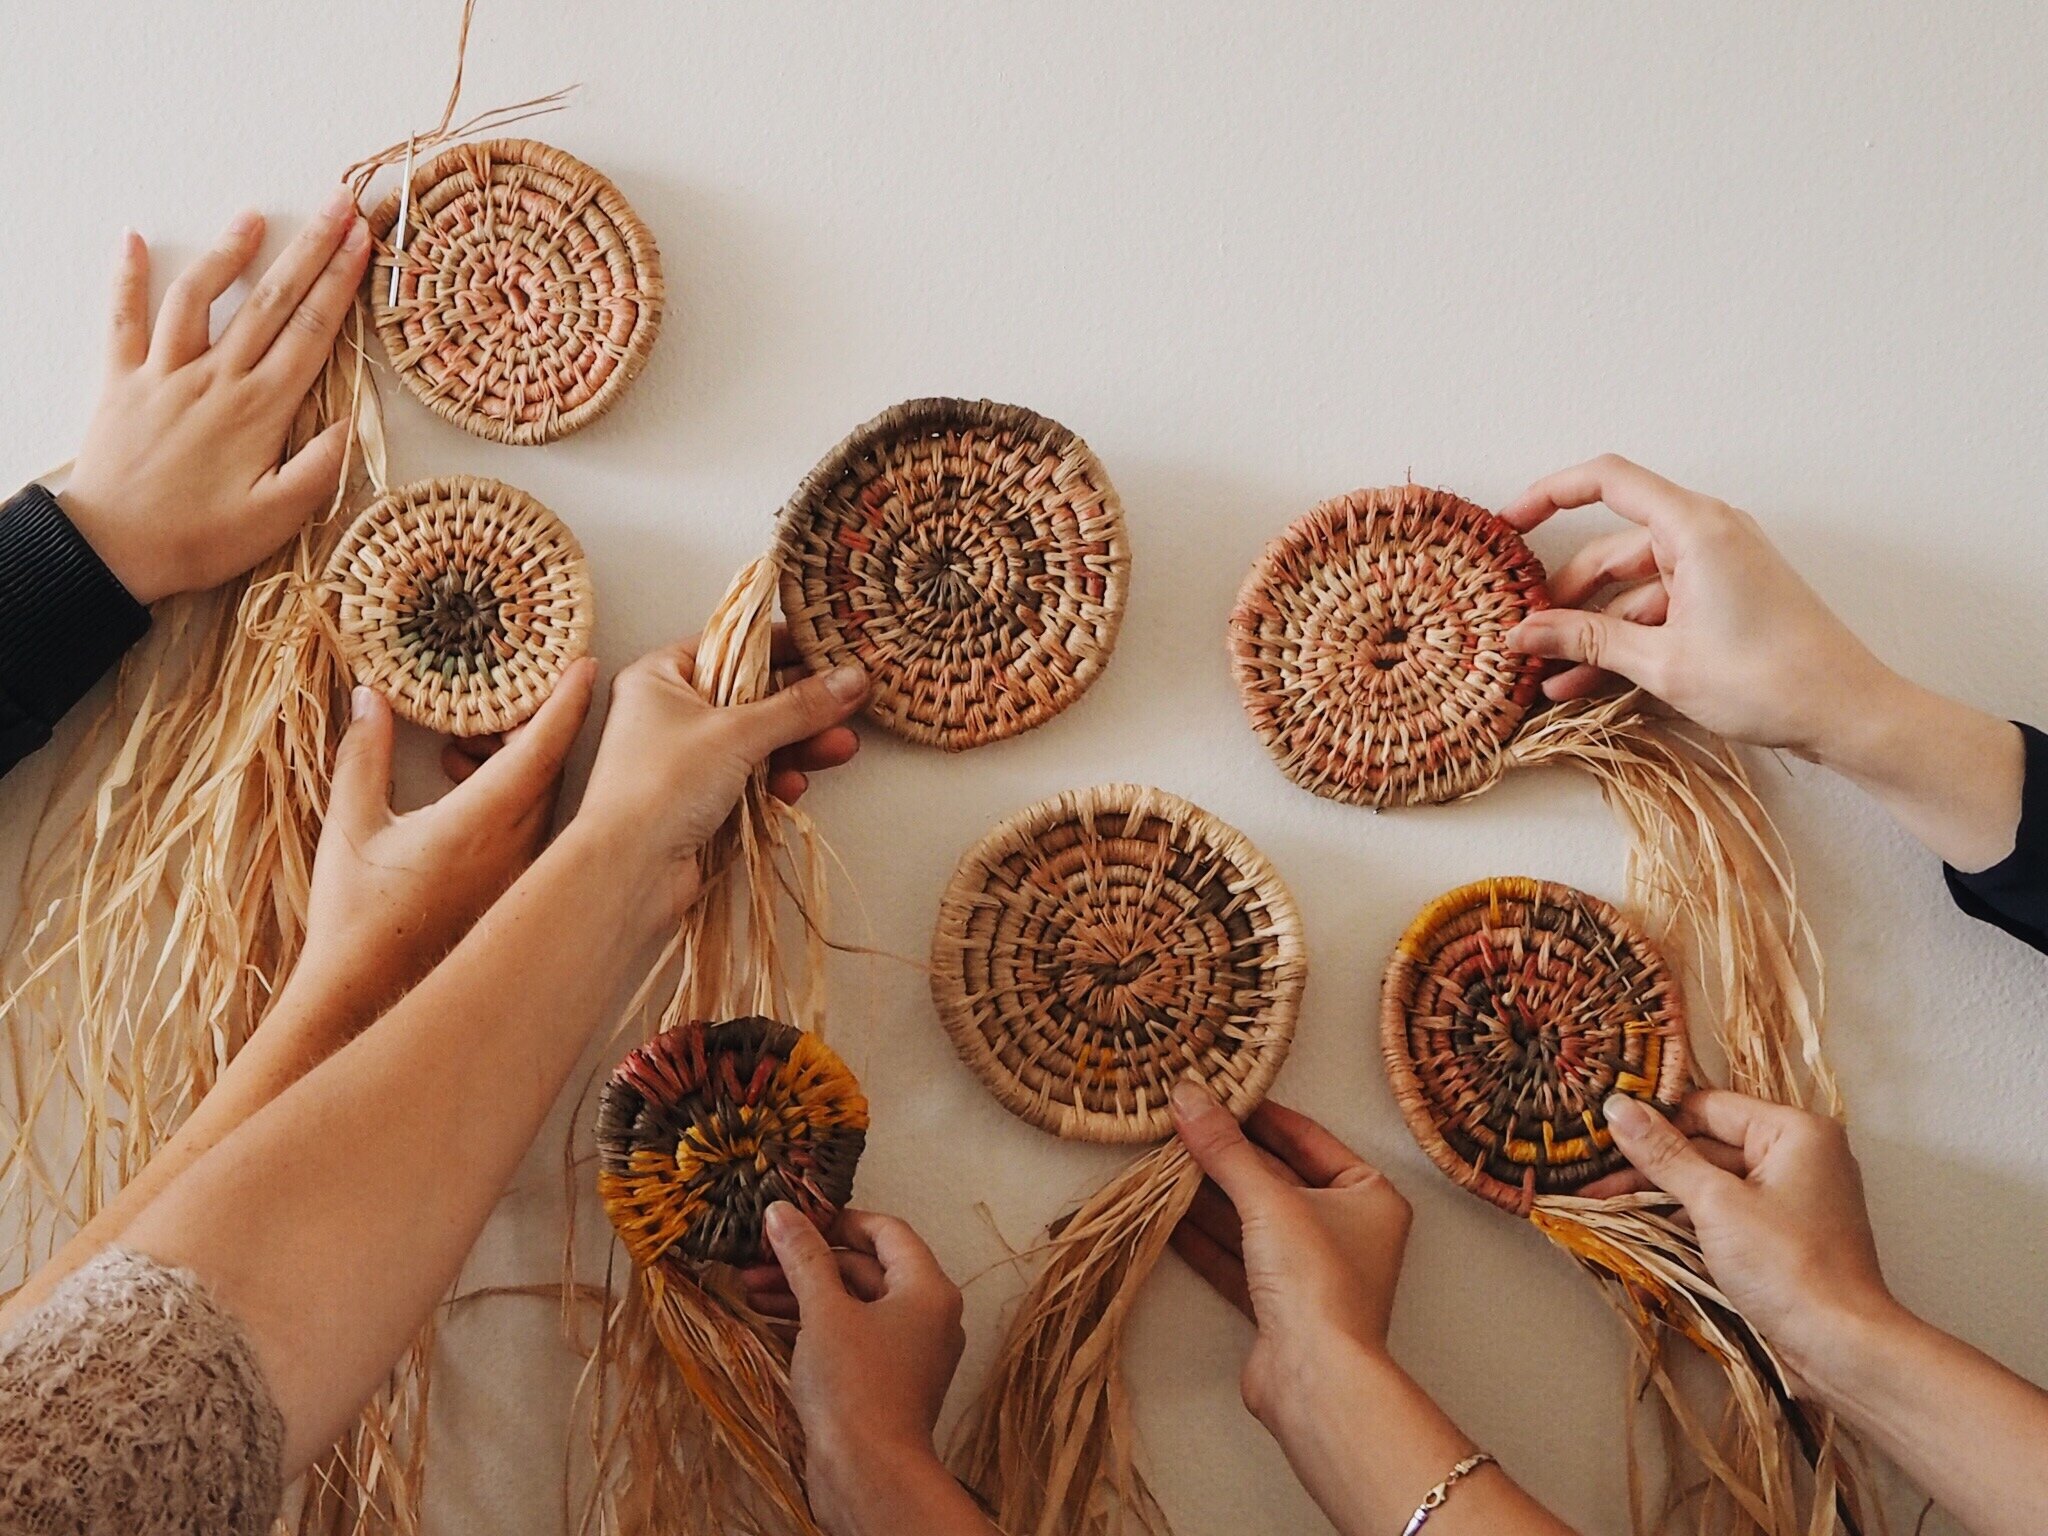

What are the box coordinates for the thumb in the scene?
[1507,607,1661,688]
[1604,1094,1736,1208]
[248,418,350,552]
[764,1201,848,1316]
[328,686,395,832]
[727,663,868,761]
[1170,1080,1283,1213]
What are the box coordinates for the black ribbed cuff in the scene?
[0,483,152,753]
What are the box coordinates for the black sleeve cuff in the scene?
[1944,720,2048,956]
[0,483,152,766]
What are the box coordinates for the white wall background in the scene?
[2,3,2044,1532]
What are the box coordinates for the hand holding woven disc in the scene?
[326,475,595,737]
[597,1017,868,1269]
[777,398,1129,751]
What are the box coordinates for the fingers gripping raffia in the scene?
[326,475,595,736]
[777,397,1129,752]
[934,784,1304,1536]
[367,137,664,446]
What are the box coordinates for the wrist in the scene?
[1250,1331,1398,1443]
[55,484,174,605]
[804,1428,975,1536]
[550,815,701,938]
[1786,1289,1928,1417]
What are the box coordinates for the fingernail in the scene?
[824,662,868,703]
[764,1201,799,1238]
[322,185,356,220]
[351,685,374,720]
[1504,621,1532,652]
[343,216,369,250]
[1603,1094,1647,1132]
[1170,1079,1214,1119]
[228,209,262,238]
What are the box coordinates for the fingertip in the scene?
[768,768,808,804]
[1169,1078,1219,1123]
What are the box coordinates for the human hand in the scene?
[1588,1089,1903,1398]
[297,659,598,1014]
[573,630,865,925]
[1497,455,1895,762]
[1168,1084,1412,1426]
[741,1204,980,1536]
[61,189,373,604]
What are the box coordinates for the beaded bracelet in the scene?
[1401,1451,1497,1536]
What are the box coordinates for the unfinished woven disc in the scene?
[1230,485,1549,806]
[776,398,1129,751]
[596,1017,869,1270]
[367,138,664,445]
[1382,877,1692,1216]
[327,475,595,737]
[932,784,1304,1143]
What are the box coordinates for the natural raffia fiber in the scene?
[597,1017,867,1271]
[1382,878,1691,1215]
[576,556,842,1536]
[326,475,595,736]
[934,784,1305,1536]
[776,397,1129,751]
[1230,484,1548,806]
[366,137,664,445]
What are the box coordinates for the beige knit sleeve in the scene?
[0,1245,284,1536]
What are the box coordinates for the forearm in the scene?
[1807,1302,2048,1536]
[121,819,658,1475]
[0,964,384,1327]
[1813,669,2024,873]
[1261,1342,1575,1536]
[809,1439,994,1536]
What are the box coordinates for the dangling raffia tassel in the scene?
[932,785,1306,1536]
[577,557,842,1536]
[1236,485,1868,1534]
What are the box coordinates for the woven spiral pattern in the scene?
[1381,877,1692,1215]
[596,1017,869,1270]
[776,398,1130,751]
[932,784,1305,1143]
[367,138,664,445]
[1230,485,1550,806]
[327,475,595,737]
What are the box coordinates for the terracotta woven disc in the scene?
[596,1017,869,1269]
[367,138,664,445]
[1381,877,1692,1215]
[327,475,595,737]
[1230,485,1549,806]
[776,397,1130,751]
[931,784,1305,1144]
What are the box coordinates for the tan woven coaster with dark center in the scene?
[1381,876,1692,1215]
[1230,485,1550,806]
[931,783,1304,1144]
[326,474,595,737]
[776,397,1130,752]
[367,137,664,445]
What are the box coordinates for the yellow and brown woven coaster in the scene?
[1381,877,1692,1215]
[367,137,664,445]
[1231,485,1549,806]
[777,397,1130,752]
[931,783,1304,1144]
[326,474,595,737]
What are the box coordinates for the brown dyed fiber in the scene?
[366,137,664,445]
[1381,877,1693,1216]
[776,398,1129,751]
[326,475,594,737]
[1230,485,1549,805]
[931,783,1304,1145]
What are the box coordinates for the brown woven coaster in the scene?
[595,1017,869,1269]
[366,138,664,445]
[931,784,1304,1143]
[326,475,595,737]
[1381,877,1692,1215]
[776,398,1130,751]
[1230,485,1549,806]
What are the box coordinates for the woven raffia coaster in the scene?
[366,137,664,445]
[1230,484,1550,806]
[931,783,1305,1143]
[1381,877,1692,1215]
[326,474,595,737]
[776,397,1130,752]
[595,1017,869,1269]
